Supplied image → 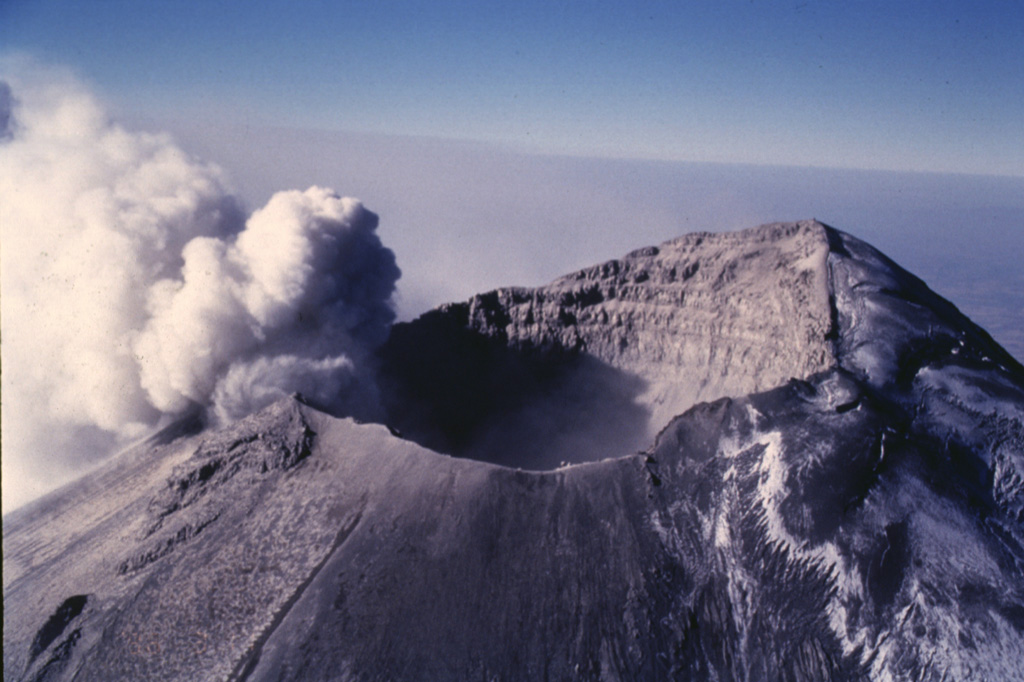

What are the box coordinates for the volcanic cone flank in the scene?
[5,220,1024,682]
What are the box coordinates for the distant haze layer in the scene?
[153,115,1024,361]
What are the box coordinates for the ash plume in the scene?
[0,64,399,511]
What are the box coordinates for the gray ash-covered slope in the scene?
[4,220,1024,681]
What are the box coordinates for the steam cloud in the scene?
[0,65,400,511]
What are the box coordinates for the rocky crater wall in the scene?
[378,220,837,468]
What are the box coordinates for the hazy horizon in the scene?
[3,1,1023,175]
[153,114,1024,351]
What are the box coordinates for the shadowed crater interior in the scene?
[376,307,650,470]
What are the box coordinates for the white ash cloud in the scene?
[0,64,399,511]
[133,186,398,420]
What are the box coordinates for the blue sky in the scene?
[3,0,1022,175]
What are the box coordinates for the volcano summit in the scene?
[4,220,1024,681]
